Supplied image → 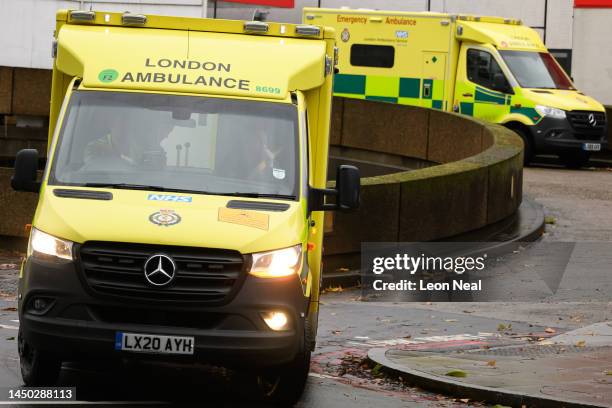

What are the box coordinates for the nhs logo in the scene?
[148,194,192,203]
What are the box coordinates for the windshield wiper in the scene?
[81,184,296,200]
[82,183,169,191]
[230,192,297,200]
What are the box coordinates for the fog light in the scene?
[262,311,289,331]
[33,298,48,311]
[28,297,54,315]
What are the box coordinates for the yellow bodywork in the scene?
[40,11,337,325]
[304,7,605,126]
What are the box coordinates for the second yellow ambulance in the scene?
[305,7,608,167]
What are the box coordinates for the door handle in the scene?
[462,93,474,97]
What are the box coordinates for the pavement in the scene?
[369,322,612,408]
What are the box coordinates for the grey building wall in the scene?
[0,0,208,70]
[572,8,612,105]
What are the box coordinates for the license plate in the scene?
[582,143,601,151]
[115,332,194,355]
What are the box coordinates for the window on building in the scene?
[350,44,395,68]
[467,49,512,93]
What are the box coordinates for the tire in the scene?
[18,329,61,386]
[559,151,590,169]
[510,127,533,166]
[253,349,311,406]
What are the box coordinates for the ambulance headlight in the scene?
[249,245,303,278]
[535,105,566,120]
[28,228,74,262]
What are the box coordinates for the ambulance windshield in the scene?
[49,91,299,200]
[500,51,574,90]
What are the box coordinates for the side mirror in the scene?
[309,165,360,212]
[11,149,40,192]
[336,165,360,211]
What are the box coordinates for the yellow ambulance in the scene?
[304,7,608,167]
[11,10,359,404]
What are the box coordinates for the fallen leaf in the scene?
[544,216,556,225]
[5,337,14,341]
[404,335,412,339]
[576,340,586,347]
[371,363,383,376]
[545,328,556,334]
[445,369,467,378]
[332,330,342,335]
[462,310,474,314]
[1,307,16,312]
[605,370,612,376]
[487,360,496,367]
[0,264,17,270]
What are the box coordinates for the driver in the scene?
[83,117,136,169]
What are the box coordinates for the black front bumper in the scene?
[530,115,608,153]
[18,256,309,369]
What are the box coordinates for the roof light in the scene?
[295,25,321,37]
[122,13,147,26]
[244,21,269,33]
[69,10,96,22]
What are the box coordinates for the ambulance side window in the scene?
[350,44,395,68]
[467,49,511,93]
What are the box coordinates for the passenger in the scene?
[250,127,285,182]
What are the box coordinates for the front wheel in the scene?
[559,151,590,169]
[511,127,533,165]
[18,329,62,386]
[238,349,311,406]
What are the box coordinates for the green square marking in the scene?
[334,74,366,95]
[460,102,474,116]
[399,78,420,98]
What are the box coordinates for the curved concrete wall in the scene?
[323,98,523,273]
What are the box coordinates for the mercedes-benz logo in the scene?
[143,254,176,287]
[588,113,597,127]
